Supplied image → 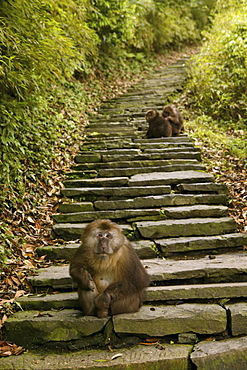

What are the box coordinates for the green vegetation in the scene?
[185,0,247,168]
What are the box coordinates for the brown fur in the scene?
[146,110,172,138]
[69,219,150,317]
[162,104,183,137]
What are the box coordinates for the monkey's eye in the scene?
[97,232,104,238]
[105,233,113,239]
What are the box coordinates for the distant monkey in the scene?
[162,104,183,137]
[69,219,150,318]
[146,110,172,138]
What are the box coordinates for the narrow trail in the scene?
[2,57,247,370]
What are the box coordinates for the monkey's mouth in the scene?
[97,252,109,257]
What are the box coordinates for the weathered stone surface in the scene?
[98,163,205,177]
[135,217,236,239]
[53,209,163,223]
[191,337,247,370]
[28,252,247,289]
[52,223,133,240]
[73,158,200,171]
[156,233,247,254]
[61,185,171,198]
[134,136,193,144]
[161,205,228,218]
[0,343,193,370]
[37,240,156,260]
[74,153,102,163]
[58,202,94,213]
[176,182,228,194]
[226,302,247,336]
[144,252,247,283]
[113,304,226,336]
[63,176,129,188]
[94,194,227,211]
[5,309,109,346]
[146,282,247,301]
[37,243,80,260]
[102,150,201,162]
[129,170,214,186]
[17,292,79,310]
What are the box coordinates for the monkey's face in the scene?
[83,220,125,259]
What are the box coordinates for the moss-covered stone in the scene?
[135,217,236,239]
[191,337,247,370]
[113,304,226,336]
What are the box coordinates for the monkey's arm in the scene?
[69,262,95,291]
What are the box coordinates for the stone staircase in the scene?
[2,58,247,370]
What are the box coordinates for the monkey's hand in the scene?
[71,267,96,291]
[94,292,111,318]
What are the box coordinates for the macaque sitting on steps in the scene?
[69,219,150,318]
[146,109,172,138]
[162,104,184,137]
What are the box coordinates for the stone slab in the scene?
[94,194,227,211]
[176,182,228,193]
[27,252,247,289]
[129,170,214,186]
[226,302,247,336]
[161,205,228,218]
[156,233,247,254]
[101,150,201,162]
[58,202,94,213]
[37,240,157,261]
[17,282,247,311]
[191,336,247,370]
[0,343,192,370]
[113,304,226,336]
[73,159,199,170]
[61,185,171,198]
[135,217,236,239]
[52,223,133,240]
[98,163,205,177]
[53,209,163,223]
[5,309,109,346]
[146,282,247,301]
[63,177,129,188]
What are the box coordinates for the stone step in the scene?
[52,215,234,241]
[129,170,215,186]
[63,176,129,188]
[0,343,193,369]
[135,217,236,239]
[93,194,228,211]
[72,158,201,171]
[27,252,247,290]
[53,205,228,224]
[63,170,214,188]
[61,185,171,199]
[80,150,201,163]
[176,182,228,194]
[68,163,206,179]
[155,232,247,255]
[37,233,247,260]
[4,304,227,348]
[52,222,133,240]
[17,282,247,311]
[37,240,156,260]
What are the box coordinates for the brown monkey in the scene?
[69,219,150,318]
[146,110,172,138]
[162,104,183,137]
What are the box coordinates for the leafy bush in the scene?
[186,0,247,122]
